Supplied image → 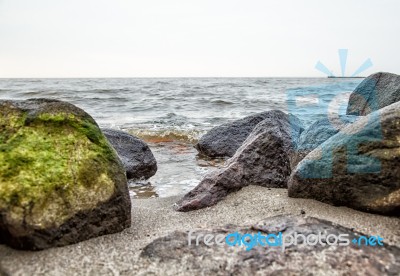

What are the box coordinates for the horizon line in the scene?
[0,75,358,79]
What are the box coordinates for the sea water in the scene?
[0,78,362,198]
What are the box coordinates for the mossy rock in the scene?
[0,99,131,250]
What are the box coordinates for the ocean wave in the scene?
[87,88,132,93]
[126,128,204,144]
[211,99,235,105]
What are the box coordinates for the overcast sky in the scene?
[0,0,399,77]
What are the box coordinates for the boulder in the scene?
[0,99,131,250]
[293,115,357,166]
[288,101,400,215]
[140,215,400,275]
[102,128,157,180]
[175,110,303,211]
[196,111,282,158]
[347,72,400,116]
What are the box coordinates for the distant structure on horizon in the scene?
[317,49,372,79]
[327,76,365,78]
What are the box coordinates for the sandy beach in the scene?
[1,186,399,275]
[1,1,400,275]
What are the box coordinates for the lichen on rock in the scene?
[0,99,131,250]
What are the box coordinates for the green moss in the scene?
[0,106,27,144]
[0,109,121,229]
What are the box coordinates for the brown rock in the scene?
[140,215,400,275]
[289,101,400,215]
[175,110,303,211]
[347,72,400,116]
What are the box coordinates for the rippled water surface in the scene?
[0,78,362,197]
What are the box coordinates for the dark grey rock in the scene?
[293,115,357,166]
[175,110,304,211]
[347,72,400,116]
[289,101,400,215]
[0,99,131,250]
[102,128,157,180]
[196,111,286,158]
[140,215,400,275]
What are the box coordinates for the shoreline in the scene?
[1,186,399,274]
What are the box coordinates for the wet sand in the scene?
[1,186,399,275]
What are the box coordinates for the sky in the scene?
[0,0,399,78]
